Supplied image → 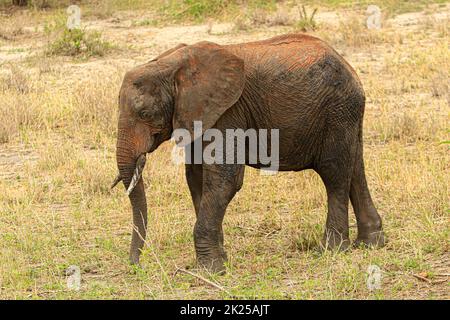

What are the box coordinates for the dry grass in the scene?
[0,2,449,299]
[0,13,27,42]
[316,14,404,48]
[233,5,294,32]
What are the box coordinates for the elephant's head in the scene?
[113,41,245,264]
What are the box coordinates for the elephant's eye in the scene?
[138,110,149,119]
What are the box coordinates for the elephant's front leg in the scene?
[185,163,203,216]
[193,164,241,273]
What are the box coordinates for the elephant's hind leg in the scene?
[315,129,357,251]
[350,145,385,248]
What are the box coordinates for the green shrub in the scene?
[46,27,113,58]
[295,4,317,32]
[2,0,71,9]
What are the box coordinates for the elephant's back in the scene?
[227,33,362,91]
[227,34,334,75]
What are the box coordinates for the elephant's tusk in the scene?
[110,174,122,189]
[126,154,146,196]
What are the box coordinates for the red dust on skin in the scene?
[226,33,329,73]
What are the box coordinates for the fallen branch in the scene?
[412,273,431,283]
[174,267,232,296]
[412,273,449,285]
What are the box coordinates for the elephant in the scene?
[112,33,385,273]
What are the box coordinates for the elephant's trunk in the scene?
[116,128,148,265]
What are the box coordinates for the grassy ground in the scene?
[0,1,449,299]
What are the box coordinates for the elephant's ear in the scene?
[173,41,245,137]
[150,43,187,62]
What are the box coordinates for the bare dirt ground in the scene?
[0,3,449,299]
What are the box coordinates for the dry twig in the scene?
[174,267,232,296]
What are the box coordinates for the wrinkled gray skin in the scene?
[115,34,385,273]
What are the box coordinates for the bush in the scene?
[295,4,317,32]
[12,0,27,6]
[46,27,113,58]
[6,0,69,8]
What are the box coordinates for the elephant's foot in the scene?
[196,248,228,274]
[198,256,226,274]
[129,244,144,266]
[321,229,350,251]
[129,234,145,266]
[354,230,385,248]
